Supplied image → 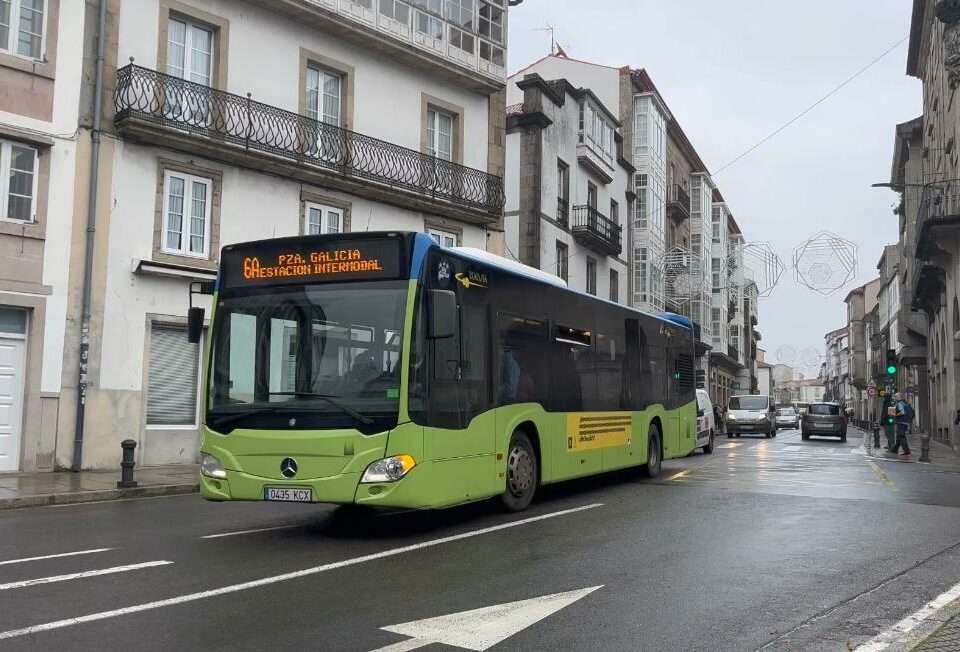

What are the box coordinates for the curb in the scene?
[898,597,960,651]
[0,483,199,511]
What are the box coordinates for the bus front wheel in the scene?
[501,430,538,512]
[641,426,662,478]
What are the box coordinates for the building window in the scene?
[167,17,213,85]
[610,199,619,225]
[635,174,648,229]
[479,0,503,42]
[1,0,44,60]
[411,0,443,12]
[416,10,444,40]
[712,258,722,290]
[586,257,597,295]
[306,65,343,127]
[379,0,411,23]
[146,323,201,427]
[587,181,597,210]
[306,202,344,235]
[557,159,569,224]
[479,40,504,67]
[0,141,37,222]
[426,108,454,161]
[449,25,474,54]
[610,269,619,303]
[428,227,458,247]
[556,241,568,281]
[162,171,211,258]
[444,0,474,28]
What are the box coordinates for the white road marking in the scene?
[0,561,173,591]
[854,579,960,651]
[372,585,603,652]
[0,503,602,641]
[717,443,743,449]
[0,548,113,567]
[201,525,299,539]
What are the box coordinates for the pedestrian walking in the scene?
[713,404,723,435]
[890,392,914,457]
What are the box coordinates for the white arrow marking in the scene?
[371,585,603,652]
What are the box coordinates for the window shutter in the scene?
[147,324,200,425]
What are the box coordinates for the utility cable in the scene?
[713,35,908,176]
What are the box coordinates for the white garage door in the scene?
[0,337,25,472]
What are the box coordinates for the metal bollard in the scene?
[117,439,138,488]
[873,424,880,449]
[919,432,931,463]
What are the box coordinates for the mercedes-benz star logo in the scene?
[280,457,298,479]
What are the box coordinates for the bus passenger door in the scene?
[661,337,682,458]
[424,263,497,503]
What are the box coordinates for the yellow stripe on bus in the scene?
[567,413,632,451]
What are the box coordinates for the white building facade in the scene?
[0,0,85,472]
[504,74,629,299]
[56,0,510,470]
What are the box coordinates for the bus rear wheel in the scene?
[501,430,538,512]
[641,426,662,478]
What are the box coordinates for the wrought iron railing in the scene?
[113,64,504,215]
[571,205,622,250]
[505,102,523,115]
[557,197,569,226]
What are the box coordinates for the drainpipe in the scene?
[72,0,107,471]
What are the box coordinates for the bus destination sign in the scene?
[221,239,403,289]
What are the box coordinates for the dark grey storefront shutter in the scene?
[147,324,200,425]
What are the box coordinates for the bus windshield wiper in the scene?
[267,392,374,426]
[207,404,326,430]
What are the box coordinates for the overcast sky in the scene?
[508,1,920,375]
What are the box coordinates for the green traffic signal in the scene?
[887,365,897,375]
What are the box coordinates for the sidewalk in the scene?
[0,464,199,510]
[862,428,960,470]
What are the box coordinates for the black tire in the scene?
[641,425,662,478]
[735,433,741,438]
[765,430,772,439]
[501,430,538,512]
[727,432,733,439]
[703,431,714,454]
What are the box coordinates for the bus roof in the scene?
[418,235,691,331]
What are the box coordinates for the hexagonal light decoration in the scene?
[663,246,704,308]
[792,231,858,296]
[742,242,785,298]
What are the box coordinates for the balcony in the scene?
[667,184,690,221]
[571,205,622,256]
[113,64,504,224]
[556,197,569,227]
[576,139,615,184]
[270,1,506,92]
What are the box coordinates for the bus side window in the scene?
[497,314,546,407]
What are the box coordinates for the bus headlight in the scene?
[201,453,227,479]
[361,455,416,483]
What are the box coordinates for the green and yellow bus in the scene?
[192,232,698,511]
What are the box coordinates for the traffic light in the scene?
[886,349,897,377]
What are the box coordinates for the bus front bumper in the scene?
[200,465,432,509]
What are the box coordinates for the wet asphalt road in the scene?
[2,428,960,651]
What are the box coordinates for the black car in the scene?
[801,402,847,442]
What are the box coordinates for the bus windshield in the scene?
[207,280,408,433]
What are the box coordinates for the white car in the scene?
[695,389,716,454]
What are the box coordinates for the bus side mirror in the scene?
[427,289,456,339]
[188,307,205,344]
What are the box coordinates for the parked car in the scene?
[695,389,715,454]
[801,402,847,442]
[726,394,777,439]
[775,406,800,430]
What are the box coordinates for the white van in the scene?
[695,389,716,454]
